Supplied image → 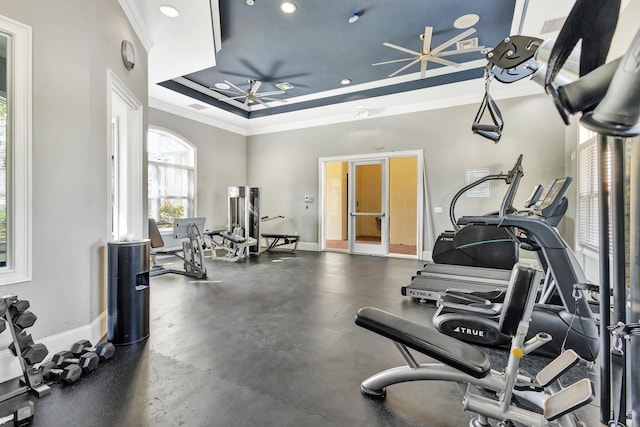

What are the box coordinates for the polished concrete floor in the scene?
[0,251,601,426]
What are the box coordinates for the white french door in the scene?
[320,150,424,258]
[350,160,387,255]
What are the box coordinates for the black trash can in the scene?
[108,240,150,345]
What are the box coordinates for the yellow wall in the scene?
[325,161,347,240]
[389,157,417,245]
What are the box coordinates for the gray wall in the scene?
[148,108,247,232]
[0,1,147,337]
[246,94,568,249]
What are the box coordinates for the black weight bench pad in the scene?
[219,232,247,244]
[204,231,247,244]
[355,307,490,379]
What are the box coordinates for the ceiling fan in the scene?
[373,27,485,78]
[215,79,287,108]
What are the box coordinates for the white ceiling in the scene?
[120,0,605,136]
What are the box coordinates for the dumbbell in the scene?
[8,334,48,366]
[70,340,115,361]
[52,350,99,373]
[8,300,30,318]
[12,312,37,330]
[40,361,81,384]
[0,401,35,426]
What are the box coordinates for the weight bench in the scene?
[261,233,299,253]
[204,227,256,262]
[356,265,594,426]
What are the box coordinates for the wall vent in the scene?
[457,38,478,50]
[275,82,294,90]
[188,103,208,110]
[541,17,567,34]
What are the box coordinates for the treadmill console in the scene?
[533,177,573,218]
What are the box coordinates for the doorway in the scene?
[107,70,143,241]
[320,151,423,258]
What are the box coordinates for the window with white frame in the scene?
[0,16,32,286]
[577,126,611,251]
[577,135,599,249]
[147,129,195,229]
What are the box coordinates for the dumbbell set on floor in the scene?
[1,294,116,425]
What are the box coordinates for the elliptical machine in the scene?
[431,155,523,270]
[432,174,599,361]
[402,157,571,304]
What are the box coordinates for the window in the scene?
[577,136,600,249]
[0,15,32,285]
[147,128,195,229]
[577,126,611,251]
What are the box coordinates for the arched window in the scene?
[147,128,196,229]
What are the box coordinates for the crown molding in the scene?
[149,97,248,136]
[118,0,154,53]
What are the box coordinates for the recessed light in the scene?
[340,78,352,85]
[454,14,480,29]
[280,2,297,14]
[246,0,255,5]
[348,13,359,24]
[159,5,180,18]
[214,82,231,90]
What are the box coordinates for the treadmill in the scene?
[402,173,572,303]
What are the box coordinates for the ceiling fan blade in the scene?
[383,42,421,57]
[436,46,485,57]
[256,90,286,97]
[430,28,477,55]
[213,88,243,95]
[388,57,422,77]
[373,57,417,66]
[422,26,433,54]
[426,56,461,68]
[254,97,271,108]
[224,80,246,93]
[420,58,427,77]
[260,97,287,103]
[222,94,250,100]
[249,80,262,95]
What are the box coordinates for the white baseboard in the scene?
[296,242,318,251]
[0,311,108,383]
[422,250,432,262]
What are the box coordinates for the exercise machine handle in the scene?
[448,174,508,231]
[591,28,640,128]
[557,57,621,114]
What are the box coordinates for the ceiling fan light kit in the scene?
[373,26,485,78]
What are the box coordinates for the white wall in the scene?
[0,1,147,339]
[246,94,568,251]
